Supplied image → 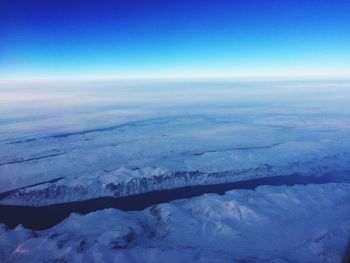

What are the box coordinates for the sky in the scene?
[1,0,350,80]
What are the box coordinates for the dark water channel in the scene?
[0,174,340,230]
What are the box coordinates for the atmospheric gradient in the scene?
[1,0,350,80]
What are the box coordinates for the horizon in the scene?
[1,74,350,84]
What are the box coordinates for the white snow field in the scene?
[0,80,350,262]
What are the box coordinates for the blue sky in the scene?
[1,0,350,80]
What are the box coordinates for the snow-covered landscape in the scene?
[1,183,350,263]
[1,80,350,262]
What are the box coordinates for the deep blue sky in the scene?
[1,0,350,79]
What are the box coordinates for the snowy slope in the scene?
[1,148,350,206]
[1,183,349,263]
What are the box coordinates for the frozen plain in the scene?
[0,80,350,262]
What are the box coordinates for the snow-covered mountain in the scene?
[1,149,350,206]
[1,183,349,263]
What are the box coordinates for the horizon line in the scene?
[1,73,350,84]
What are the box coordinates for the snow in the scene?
[1,80,350,205]
[1,150,350,206]
[1,183,349,262]
[1,80,350,261]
